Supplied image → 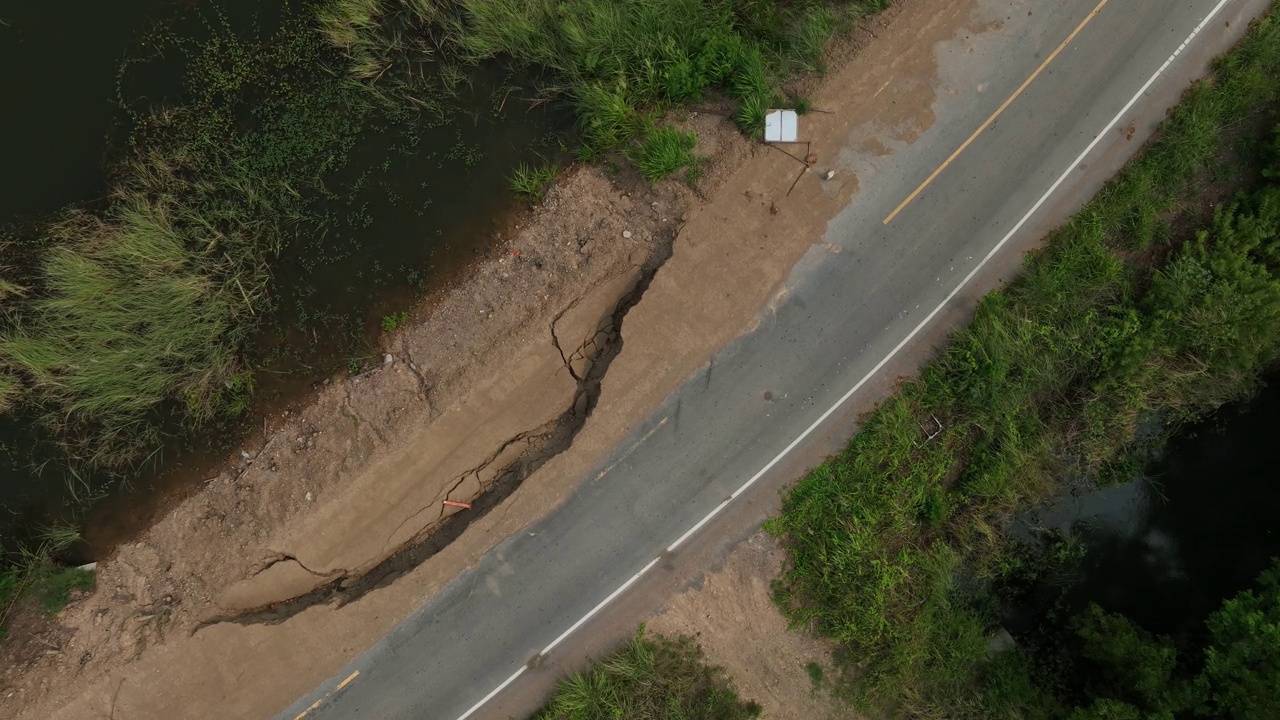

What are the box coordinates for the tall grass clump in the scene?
[450,0,865,151]
[315,0,451,87]
[509,161,558,199]
[534,629,761,720]
[1,9,378,472]
[768,8,1280,718]
[629,127,700,183]
[0,524,95,637]
[1,165,276,470]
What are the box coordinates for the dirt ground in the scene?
[647,532,854,720]
[0,0,974,717]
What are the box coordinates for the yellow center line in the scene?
[293,671,361,720]
[335,670,361,692]
[882,0,1111,225]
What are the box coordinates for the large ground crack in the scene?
[199,237,677,629]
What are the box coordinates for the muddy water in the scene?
[0,1,570,554]
[1008,374,1280,640]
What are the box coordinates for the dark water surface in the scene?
[1010,374,1280,640]
[0,0,181,225]
[0,1,570,553]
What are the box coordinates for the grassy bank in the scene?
[0,6,419,619]
[531,629,761,720]
[323,0,889,160]
[0,0,886,498]
[767,7,1280,718]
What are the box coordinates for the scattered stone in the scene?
[305,492,313,503]
[383,353,393,366]
[823,170,836,180]
[622,230,633,239]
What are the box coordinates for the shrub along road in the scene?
[279,1,1271,718]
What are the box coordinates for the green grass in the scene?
[1,151,282,470]
[532,629,761,720]
[380,310,411,331]
[0,9,378,473]
[0,523,96,637]
[316,0,451,90]
[328,0,894,167]
[629,127,701,183]
[806,660,825,688]
[767,7,1280,718]
[509,162,558,200]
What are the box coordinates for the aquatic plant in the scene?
[508,162,558,199]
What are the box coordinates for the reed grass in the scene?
[1,150,280,470]
[316,0,451,83]
[0,10,368,472]
[509,162,558,199]
[321,0,889,172]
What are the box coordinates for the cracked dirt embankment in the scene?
[0,156,719,714]
[0,1,957,716]
[205,263,649,622]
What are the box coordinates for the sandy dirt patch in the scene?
[647,532,856,720]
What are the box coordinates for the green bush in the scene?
[1199,560,1280,720]
[533,629,761,720]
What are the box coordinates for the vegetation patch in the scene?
[767,8,1280,719]
[330,0,892,163]
[630,127,702,183]
[0,525,93,637]
[532,629,761,720]
[509,162,559,200]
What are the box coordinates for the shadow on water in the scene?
[1008,373,1280,640]
[0,0,572,557]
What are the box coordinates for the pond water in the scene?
[1008,373,1280,642]
[0,0,571,554]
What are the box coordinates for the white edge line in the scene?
[539,556,662,657]
[454,1,1232,717]
[455,666,526,720]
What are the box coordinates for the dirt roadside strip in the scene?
[3,0,1260,716]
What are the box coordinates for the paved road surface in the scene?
[277,1,1263,718]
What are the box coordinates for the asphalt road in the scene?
[277,1,1263,718]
